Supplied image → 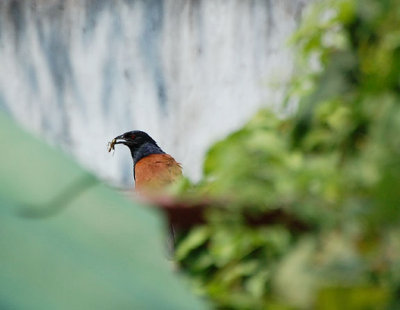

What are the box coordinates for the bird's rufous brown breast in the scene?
[134,153,182,194]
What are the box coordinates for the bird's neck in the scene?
[131,142,165,165]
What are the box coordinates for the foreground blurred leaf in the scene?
[0,113,206,310]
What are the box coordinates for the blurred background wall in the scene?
[0,0,311,187]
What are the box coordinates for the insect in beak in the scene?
[108,138,117,153]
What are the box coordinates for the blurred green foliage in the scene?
[175,0,400,308]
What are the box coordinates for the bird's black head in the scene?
[112,130,164,163]
[114,130,157,149]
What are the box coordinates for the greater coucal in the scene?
[109,130,182,194]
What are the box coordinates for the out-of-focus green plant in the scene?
[176,0,400,309]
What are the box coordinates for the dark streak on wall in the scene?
[8,0,25,48]
[141,0,167,113]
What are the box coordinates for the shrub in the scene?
[176,0,400,308]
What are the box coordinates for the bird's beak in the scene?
[109,134,131,152]
[113,135,127,145]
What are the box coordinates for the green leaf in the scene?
[176,226,210,261]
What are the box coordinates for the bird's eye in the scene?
[131,134,136,139]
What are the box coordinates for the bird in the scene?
[109,130,182,195]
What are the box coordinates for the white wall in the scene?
[0,0,311,187]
